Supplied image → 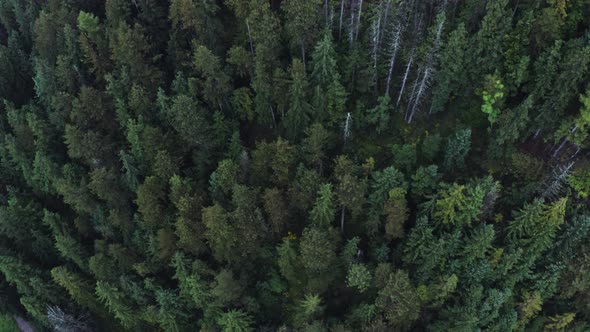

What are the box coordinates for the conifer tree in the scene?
[284,59,312,141]
[311,30,347,124]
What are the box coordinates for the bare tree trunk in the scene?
[246,19,254,55]
[339,0,345,41]
[397,50,414,107]
[552,138,569,158]
[542,161,575,199]
[552,125,578,158]
[405,67,421,121]
[512,0,520,20]
[355,0,363,41]
[434,15,445,49]
[380,0,391,47]
[343,112,352,145]
[384,27,401,96]
[570,147,581,160]
[371,14,381,72]
[349,0,356,49]
[371,11,382,88]
[270,105,277,129]
[408,67,430,123]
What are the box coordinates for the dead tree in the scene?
[397,48,414,106]
[406,12,446,123]
[384,25,402,96]
[541,161,575,200]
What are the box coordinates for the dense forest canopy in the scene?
[0,0,589,331]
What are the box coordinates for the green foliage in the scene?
[96,281,138,329]
[431,24,469,114]
[217,309,253,332]
[284,58,312,141]
[346,264,372,293]
[411,165,441,199]
[309,184,335,228]
[298,294,324,323]
[311,30,346,123]
[376,270,421,330]
[544,313,575,331]
[516,291,542,328]
[299,226,341,292]
[421,133,442,162]
[481,76,505,126]
[384,187,409,240]
[51,266,102,312]
[0,314,18,332]
[192,45,231,109]
[366,96,391,133]
[391,143,417,172]
[251,138,296,187]
[77,11,100,36]
[1,1,590,330]
[165,94,211,147]
[569,166,590,198]
[202,204,235,264]
[302,123,333,174]
[508,198,567,253]
[443,129,472,172]
[209,159,238,203]
[136,176,167,229]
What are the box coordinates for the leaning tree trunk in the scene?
[246,19,254,54]
[355,0,363,42]
[397,50,414,106]
[552,125,578,158]
[349,0,356,48]
[384,27,401,96]
[407,67,431,123]
[405,67,421,121]
[339,0,345,40]
[370,11,383,89]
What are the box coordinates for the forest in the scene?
[0,0,589,331]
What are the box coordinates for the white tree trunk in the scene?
[339,0,345,40]
[405,67,421,121]
[380,0,392,47]
[370,12,382,86]
[552,125,578,158]
[408,67,430,123]
[349,0,356,48]
[355,0,363,41]
[343,112,352,144]
[397,50,414,107]
[384,27,401,96]
[246,19,254,55]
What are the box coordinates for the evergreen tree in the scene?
[443,129,472,173]
[311,30,347,124]
[375,270,421,330]
[284,59,312,141]
[1,1,590,330]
